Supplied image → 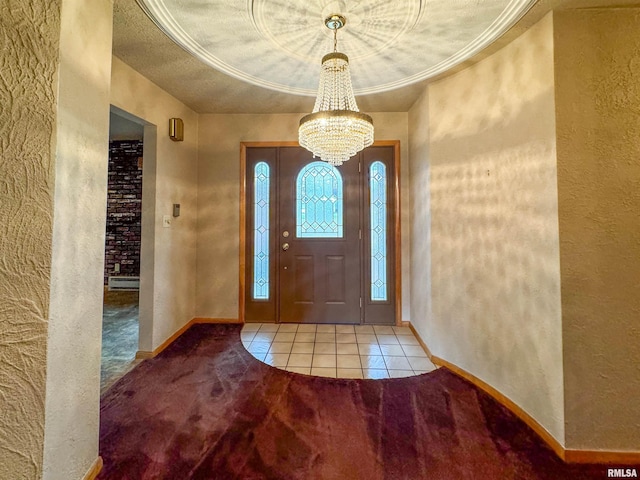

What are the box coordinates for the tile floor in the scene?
[241,323,438,379]
[101,291,141,393]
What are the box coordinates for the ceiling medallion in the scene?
[137,0,538,96]
[298,14,374,166]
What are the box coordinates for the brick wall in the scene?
[104,140,143,285]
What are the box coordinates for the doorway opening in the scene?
[240,142,401,326]
[101,108,145,392]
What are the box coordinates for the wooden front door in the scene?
[243,144,396,325]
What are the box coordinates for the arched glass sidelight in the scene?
[370,161,387,301]
[296,161,344,238]
[253,162,270,300]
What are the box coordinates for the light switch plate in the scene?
[162,215,171,228]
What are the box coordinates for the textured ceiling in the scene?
[112,0,640,114]
[137,0,537,95]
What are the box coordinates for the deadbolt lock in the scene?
[282,231,290,238]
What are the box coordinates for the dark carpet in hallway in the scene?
[99,324,618,479]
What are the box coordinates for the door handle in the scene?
[282,243,290,251]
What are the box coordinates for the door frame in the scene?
[239,140,402,325]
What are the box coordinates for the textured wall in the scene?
[196,112,410,320]
[427,13,565,443]
[555,8,640,451]
[105,141,143,284]
[0,2,60,478]
[408,89,432,342]
[42,0,113,478]
[110,56,199,351]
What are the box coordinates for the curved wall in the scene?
[410,13,565,443]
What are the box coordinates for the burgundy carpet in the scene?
[99,324,625,479]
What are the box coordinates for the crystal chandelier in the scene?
[299,14,374,166]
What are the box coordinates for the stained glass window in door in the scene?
[370,161,387,301]
[296,161,344,238]
[253,162,270,299]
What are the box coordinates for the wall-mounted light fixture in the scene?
[169,118,184,142]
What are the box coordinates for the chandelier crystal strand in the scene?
[298,15,374,166]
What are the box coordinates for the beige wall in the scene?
[1,1,113,478]
[422,13,565,443]
[555,8,640,451]
[110,57,199,351]
[196,112,410,320]
[43,1,113,478]
[0,2,60,478]
[408,89,432,344]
